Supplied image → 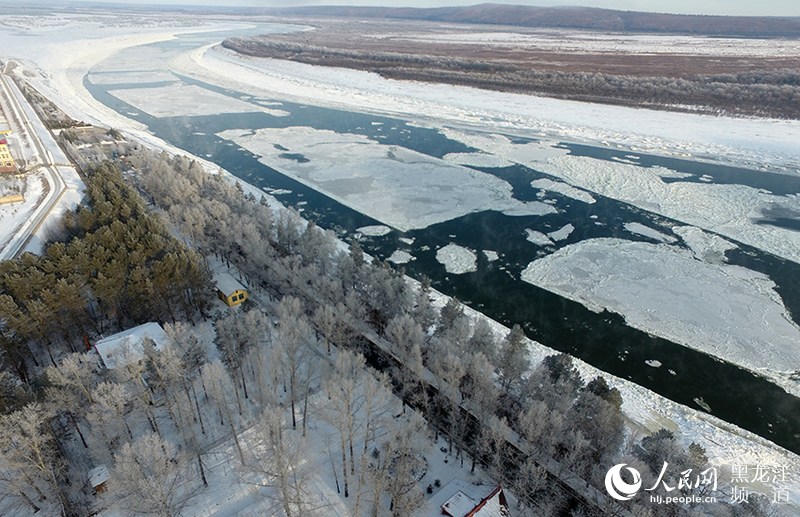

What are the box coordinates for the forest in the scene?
[0,129,778,516]
[223,37,800,119]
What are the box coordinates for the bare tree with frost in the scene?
[111,432,197,517]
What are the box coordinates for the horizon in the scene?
[13,0,800,18]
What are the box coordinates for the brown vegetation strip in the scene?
[222,24,800,119]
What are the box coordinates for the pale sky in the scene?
[68,1,800,18]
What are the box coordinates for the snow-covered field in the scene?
[379,29,800,58]
[218,126,554,231]
[521,238,800,392]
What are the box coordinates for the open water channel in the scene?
[84,27,800,454]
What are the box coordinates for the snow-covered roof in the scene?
[442,490,477,517]
[433,480,507,517]
[214,270,246,296]
[88,465,110,487]
[94,322,168,370]
[470,486,507,517]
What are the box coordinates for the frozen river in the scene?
[83,27,800,453]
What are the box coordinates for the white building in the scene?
[93,322,168,370]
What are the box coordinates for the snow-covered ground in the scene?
[380,29,800,58]
[0,173,44,255]
[521,238,800,393]
[218,126,554,231]
[435,243,477,274]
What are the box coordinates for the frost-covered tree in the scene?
[242,407,327,517]
[86,381,133,457]
[201,360,245,463]
[45,352,98,448]
[468,318,497,362]
[112,432,196,517]
[496,324,530,392]
[274,296,315,429]
[319,350,367,498]
[384,313,425,361]
[0,403,65,514]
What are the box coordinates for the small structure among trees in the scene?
[435,480,510,517]
[214,270,248,307]
[93,322,168,370]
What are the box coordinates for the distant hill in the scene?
[265,4,800,38]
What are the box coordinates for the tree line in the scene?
[223,37,800,119]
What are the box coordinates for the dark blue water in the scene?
[84,29,800,454]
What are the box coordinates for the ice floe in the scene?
[521,238,800,392]
[357,225,392,237]
[525,229,553,247]
[534,155,800,263]
[436,243,477,274]
[108,83,289,118]
[624,222,677,243]
[548,223,575,242]
[483,250,499,262]
[218,126,551,231]
[674,226,738,263]
[387,250,414,264]
[442,152,512,168]
[530,178,596,204]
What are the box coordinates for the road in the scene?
[0,71,70,260]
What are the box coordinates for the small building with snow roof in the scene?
[93,322,168,371]
[214,270,248,307]
[428,480,510,517]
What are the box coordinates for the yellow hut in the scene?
[214,271,248,307]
